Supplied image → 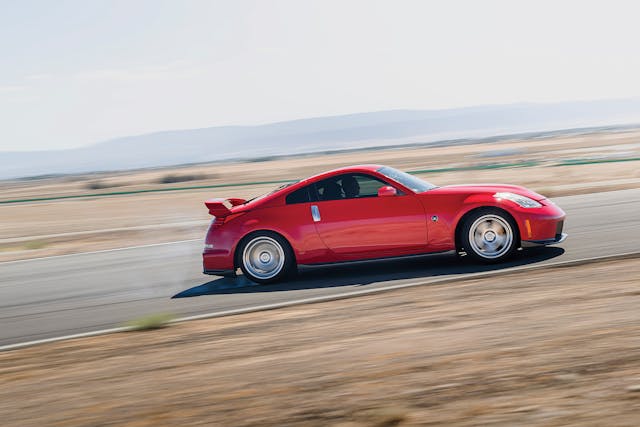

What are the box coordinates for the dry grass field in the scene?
[1,129,639,261]
[1,257,639,426]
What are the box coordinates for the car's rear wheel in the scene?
[239,231,295,284]
[461,208,518,263]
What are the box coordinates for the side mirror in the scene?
[378,186,397,197]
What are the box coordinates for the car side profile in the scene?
[203,165,567,283]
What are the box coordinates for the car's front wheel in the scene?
[238,231,295,284]
[460,208,518,263]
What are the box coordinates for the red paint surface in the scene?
[203,165,566,272]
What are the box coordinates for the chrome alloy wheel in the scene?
[468,214,514,259]
[242,236,286,280]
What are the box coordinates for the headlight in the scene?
[494,192,542,208]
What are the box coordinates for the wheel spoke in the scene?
[476,222,490,233]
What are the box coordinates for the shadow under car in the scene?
[172,246,565,298]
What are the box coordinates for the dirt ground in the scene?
[1,128,640,261]
[1,257,639,426]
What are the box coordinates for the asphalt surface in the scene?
[1,189,639,347]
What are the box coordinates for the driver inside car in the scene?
[341,175,360,198]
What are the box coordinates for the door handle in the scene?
[311,205,321,222]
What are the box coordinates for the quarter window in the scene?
[286,186,315,204]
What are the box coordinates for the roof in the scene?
[303,164,384,182]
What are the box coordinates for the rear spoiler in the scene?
[204,198,246,217]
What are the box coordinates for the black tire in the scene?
[237,231,296,284]
[460,208,518,263]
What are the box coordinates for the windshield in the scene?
[377,166,437,193]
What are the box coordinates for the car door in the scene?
[310,173,429,259]
[278,184,334,264]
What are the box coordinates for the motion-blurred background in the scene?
[2,1,640,426]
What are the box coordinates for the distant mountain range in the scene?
[2,98,640,179]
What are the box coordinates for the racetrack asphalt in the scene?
[1,189,639,347]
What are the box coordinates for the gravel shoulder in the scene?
[2,257,639,426]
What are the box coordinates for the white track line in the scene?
[2,250,639,352]
[0,239,202,265]
[1,220,210,244]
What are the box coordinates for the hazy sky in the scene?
[1,0,639,151]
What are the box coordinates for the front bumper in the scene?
[522,232,568,247]
[514,199,567,246]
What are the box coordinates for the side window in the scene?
[352,174,389,198]
[315,174,395,201]
[285,185,316,204]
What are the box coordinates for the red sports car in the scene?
[203,165,566,283]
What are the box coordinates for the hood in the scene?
[430,184,546,201]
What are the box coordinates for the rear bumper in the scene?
[203,249,235,276]
[522,232,568,247]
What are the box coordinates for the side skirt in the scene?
[298,250,456,267]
